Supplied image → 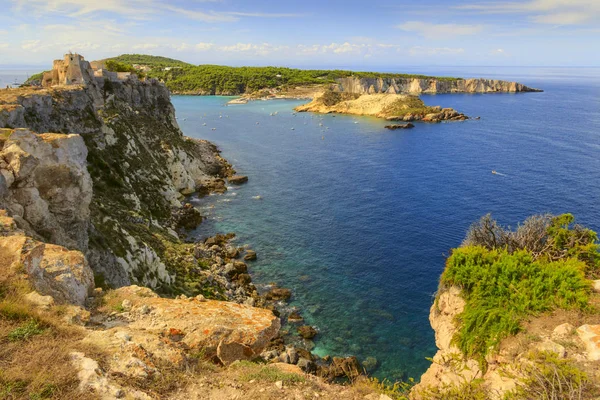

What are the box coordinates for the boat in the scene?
[492,170,497,174]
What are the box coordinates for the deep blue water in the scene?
[173,67,600,380]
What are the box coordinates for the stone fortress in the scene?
[42,53,138,87]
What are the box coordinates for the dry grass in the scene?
[0,276,104,400]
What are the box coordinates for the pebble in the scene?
[275,381,283,390]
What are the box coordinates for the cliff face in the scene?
[0,77,231,290]
[333,77,542,95]
[412,285,600,399]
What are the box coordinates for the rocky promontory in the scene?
[1,55,234,291]
[295,91,468,122]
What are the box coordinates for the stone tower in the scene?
[42,53,95,87]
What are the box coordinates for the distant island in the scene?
[24,54,542,97]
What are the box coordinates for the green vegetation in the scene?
[236,361,306,384]
[102,54,462,94]
[23,71,46,86]
[149,64,462,94]
[108,54,191,68]
[441,214,596,368]
[415,379,489,400]
[361,377,414,400]
[105,60,145,78]
[7,320,45,342]
[506,351,599,400]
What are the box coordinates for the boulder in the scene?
[297,358,316,373]
[0,214,94,306]
[319,356,361,380]
[228,175,248,185]
[288,310,303,322]
[23,242,95,306]
[92,287,281,366]
[552,323,575,341]
[577,324,600,361]
[592,280,600,293]
[244,250,257,261]
[265,287,292,301]
[298,325,318,339]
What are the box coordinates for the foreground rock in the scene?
[0,211,93,306]
[86,286,280,367]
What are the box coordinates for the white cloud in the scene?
[0,43,9,48]
[226,12,307,18]
[195,42,215,51]
[408,46,465,56]
[397,21,484,38]
[218,43,289,56]
[21,40,41,50]
[489,48,509,56]
[0,30,8,35]
[161,6,238,23]
[457,0,600,25]
[11,0,306,24]
[132,43,160,50]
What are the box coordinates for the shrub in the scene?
[463,214,600,278]
[506,351,599,400]
[441,246,590,366]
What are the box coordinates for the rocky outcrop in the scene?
[85,286,280,367]
[0,128,92,251]
[1,61,233,290]
[412,286,600,399]
[0,211,94,306]
[296,93,468,122]
[333,77,542,95]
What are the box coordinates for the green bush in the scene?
[441,246,590,366]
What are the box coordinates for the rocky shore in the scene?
[295,92,468,122]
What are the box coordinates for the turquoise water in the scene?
[173,67,600,380]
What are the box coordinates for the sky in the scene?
[0,0,599,68]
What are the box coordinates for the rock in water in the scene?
[298,325,318,339]
[229,175,249,184]
[244,250,257,261]
[385,123,415,130]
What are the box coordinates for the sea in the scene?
[3,66,600,381]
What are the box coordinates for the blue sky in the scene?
[0,0,599,67]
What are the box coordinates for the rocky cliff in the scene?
[333,77,542,95]
[412,283,600,399]
[0,76,231,292]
